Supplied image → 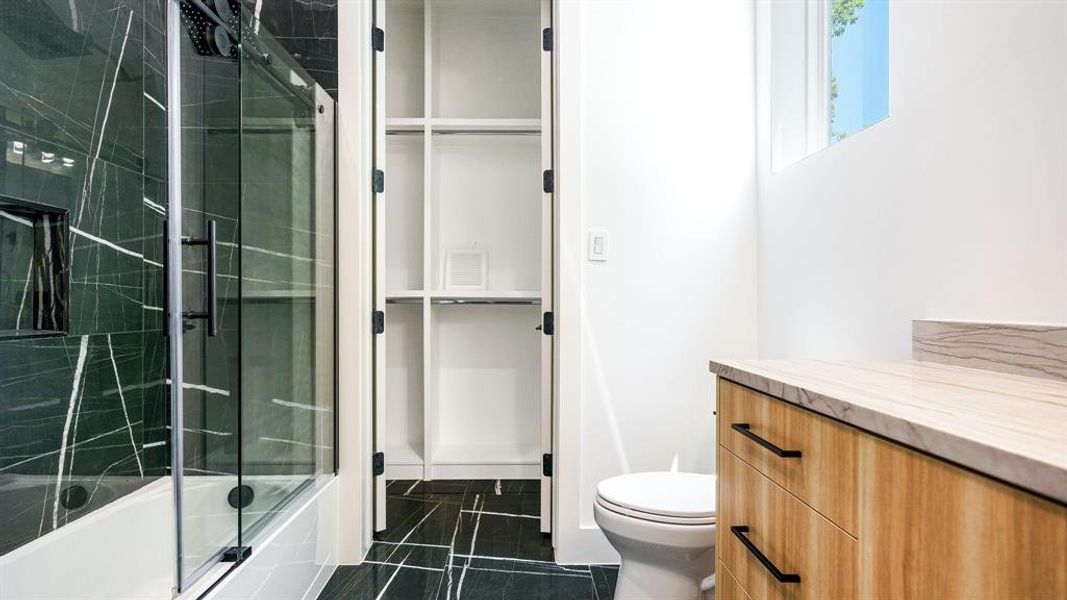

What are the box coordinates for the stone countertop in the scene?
[709,359,1067,505]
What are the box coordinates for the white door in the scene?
[539,0,554,535]
[372,0,388,533]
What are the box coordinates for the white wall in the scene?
[756,0,1067,358]
[555,0,758,563]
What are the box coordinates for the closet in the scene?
[371,0,554,532]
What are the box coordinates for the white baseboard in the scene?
[385,463,540,480]
[385,464,424,480]
[555,525,619,565]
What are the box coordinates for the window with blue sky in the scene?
[831,0,890,141]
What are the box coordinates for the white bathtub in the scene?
[0,475,338,600]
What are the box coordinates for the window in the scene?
[770,0,890,169]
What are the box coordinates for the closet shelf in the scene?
[242,290,317,301]
[431,118,540,134]
[432,442,540,466]
[385,117,425,133]
[386,118,541,135]
[386,290,542,304]
[386,289,425,299]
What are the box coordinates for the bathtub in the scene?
[0,475,337,600]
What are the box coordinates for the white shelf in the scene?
[242,290,317,301]
[432,290,540,303]
[387,290,541,303]
[386,117,426,132]
[430,118,540,133]
[432,442,540,466]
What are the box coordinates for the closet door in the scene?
[372,0,388,533]
[538,0,554,535]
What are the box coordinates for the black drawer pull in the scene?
[731,526,801,583]
[731,423,801,458]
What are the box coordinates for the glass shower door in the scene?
[167,0,336,591]
[236,20,336,541]
[172,0,243,586]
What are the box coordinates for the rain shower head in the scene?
[180,0,241,58]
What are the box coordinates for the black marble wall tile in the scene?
[0,0,168,556]
[0,0,146,171]
[255,0,338,98]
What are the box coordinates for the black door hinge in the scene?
[372,26,385,52]
[372,310,385,334]
[542,453,553,477]
[221,546,252,563]
[542,27,553,52]
[373,169,385,193]
[542,169,554,194]
[541,311,555,336]
[372,451,385,476]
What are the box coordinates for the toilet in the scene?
[594,472,716,599]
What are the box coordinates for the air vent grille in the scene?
[444,249,487,290]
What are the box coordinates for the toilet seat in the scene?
[595,495,716,526]
[595,472,716,526]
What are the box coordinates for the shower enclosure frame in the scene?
[165,0,338,592]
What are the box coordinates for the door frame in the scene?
[365,0,562,537]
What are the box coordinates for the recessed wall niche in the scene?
[0,194,70,339]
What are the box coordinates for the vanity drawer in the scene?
[716,561,751,600]
[717,379,858,534]
[718,447,857,600]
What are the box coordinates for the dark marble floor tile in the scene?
[453,499,553,563]
[437,565,596,600]
[366,541,450,571]
[376,495,465,548]
[318,563,400,600]
[589,566,619,600]
[322,479,618,600]
[394,479,472,499]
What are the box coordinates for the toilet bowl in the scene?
[594,472,716,599]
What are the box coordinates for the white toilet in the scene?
[594,472,716,599]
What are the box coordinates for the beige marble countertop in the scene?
[709,359,1067,505]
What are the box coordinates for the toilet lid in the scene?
[596,472,716,520]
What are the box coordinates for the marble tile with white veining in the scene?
[0,0,168,556]
[913,320,1067,382]
[318,480,618,600]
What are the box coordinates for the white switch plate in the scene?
[587,229,608,262]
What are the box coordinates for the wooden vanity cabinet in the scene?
[715,379,1067,600]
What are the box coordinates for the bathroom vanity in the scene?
[710,355,1067,599]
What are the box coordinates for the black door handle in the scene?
[730,526,801,583]
[181,219,218,337]
[731,423,801,458]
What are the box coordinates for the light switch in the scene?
[588,229,608,262]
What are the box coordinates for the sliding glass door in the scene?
[173,0,243,586]
[237,19,336,541]
[168,0,335,590]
